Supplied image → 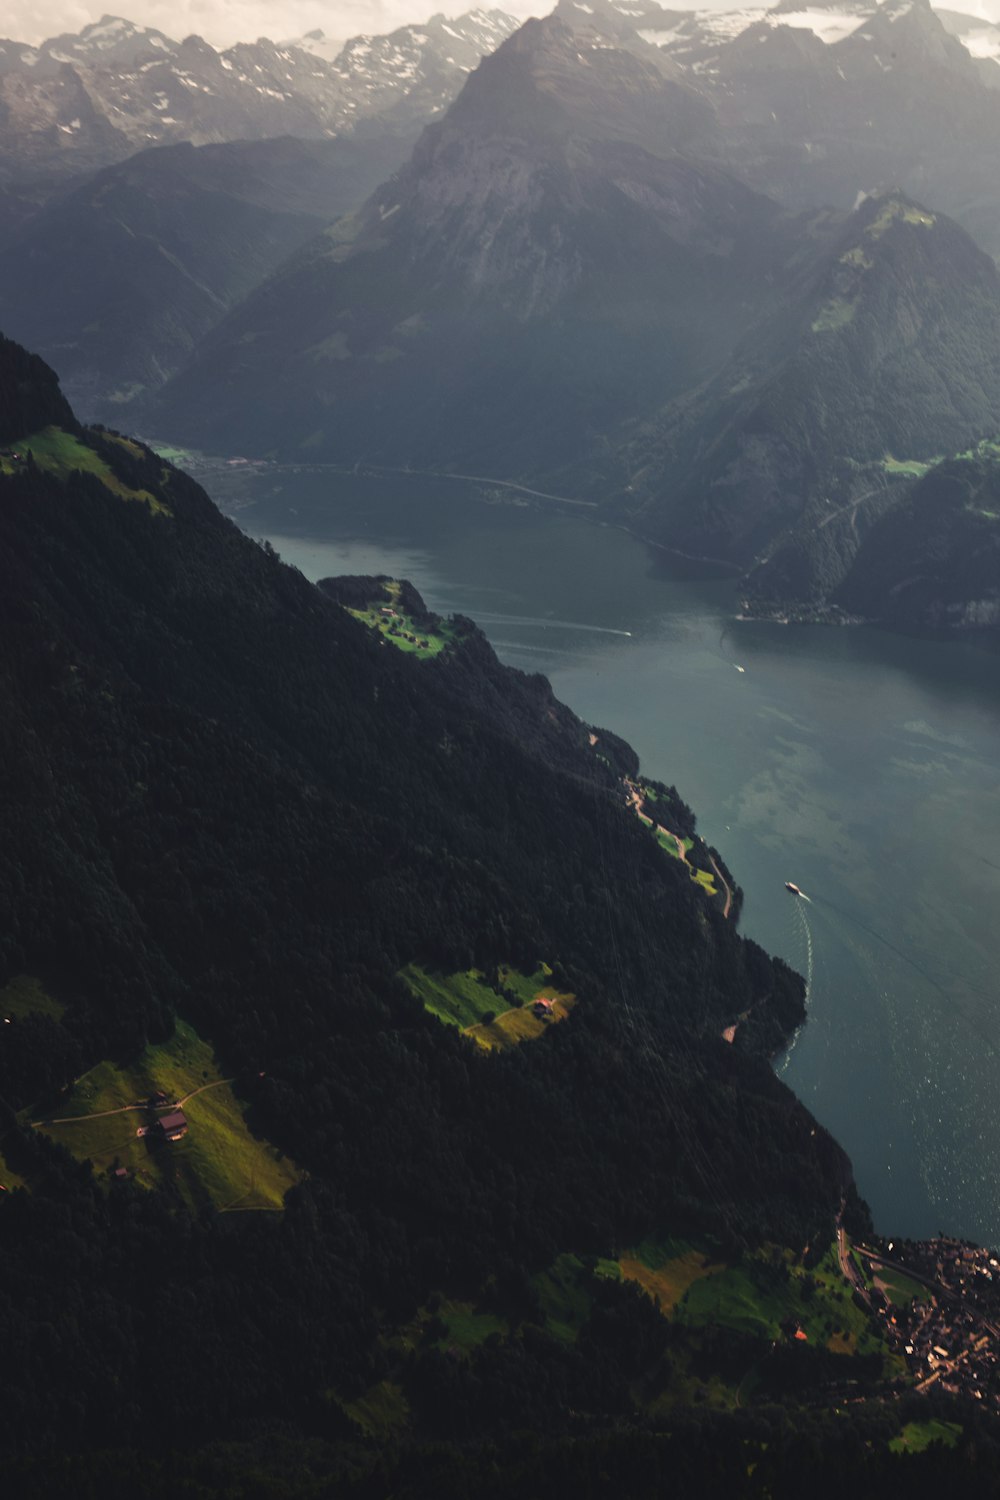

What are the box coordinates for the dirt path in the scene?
[34,1076,234,1127]
[33,1103,146,1126]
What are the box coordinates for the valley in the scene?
[4,0,1000,1488]
[203,459,1000,1248]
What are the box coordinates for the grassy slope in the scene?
[675,1243,885,1357]
[399,963,576,1051]
[29,1020,300,1210]
[349,581,455,658]
[1,426,166,513]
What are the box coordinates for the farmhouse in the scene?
[157,1109,188,1142]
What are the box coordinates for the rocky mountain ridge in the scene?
[0,9,518,185]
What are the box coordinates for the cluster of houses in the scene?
[861,1237,1000,1404]
[378,606,430,649]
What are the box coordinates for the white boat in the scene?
[785,881,802,895]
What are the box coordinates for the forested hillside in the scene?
[0,330,862,1467]
[7,333,1000,1490]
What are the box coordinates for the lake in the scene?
[197,458,1000,1247]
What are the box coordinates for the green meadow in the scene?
[673,1242,887,1358]
[349,580,455,657]
[873,1265,932,1309]
[29,1020,300,1211]
[1,425,166,513]
[400,962,575,1050]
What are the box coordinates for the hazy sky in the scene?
[4,0,1000,48]
[3,0,542,47]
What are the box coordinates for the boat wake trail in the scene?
[470,611,632,637]
[778,900,814,1076]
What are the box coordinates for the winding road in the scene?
[624,780,734,919]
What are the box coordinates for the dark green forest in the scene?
[0,333,995,1491]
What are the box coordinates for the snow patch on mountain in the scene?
[767,7,875,42]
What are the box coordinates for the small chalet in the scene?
[158,1109,188,1142]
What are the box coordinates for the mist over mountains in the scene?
[3,0,1000,625]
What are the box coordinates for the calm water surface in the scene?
[200,461,1000,1245]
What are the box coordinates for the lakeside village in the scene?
[857,1237,1000,1404]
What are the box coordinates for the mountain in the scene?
[0,132,415,417]
[0,10,519,215]
[934,8,1000,88]
[548,0,1000,260]
[834,452,1000,627]
[0,328,906,1481]
[621,191,1000,576]
[146,15,797,467]
[136,15,1000,635]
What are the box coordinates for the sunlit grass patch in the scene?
[466,992,575,1052]
[400,963,575,1051]
[29,1020,300,1210]
[873,1267,932,1309]
[349,581,454,657]
[882,454,935,477]
[675,1243,886,1358]
[2,426,167,514]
